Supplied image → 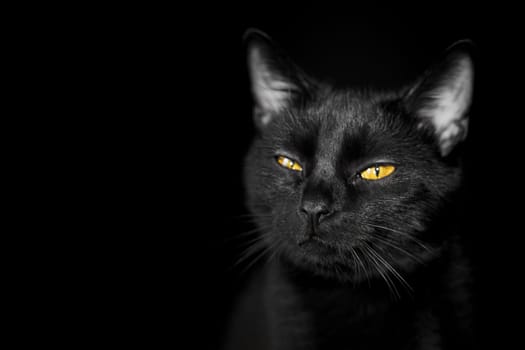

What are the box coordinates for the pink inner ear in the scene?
[416,56,473,155]
[422,58,473,129]
[249,48,297,124]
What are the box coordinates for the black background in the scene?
[87,3,523,349]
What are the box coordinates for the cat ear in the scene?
[244,29,313,128]
[404,41,475,156]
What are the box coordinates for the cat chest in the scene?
[266,285,421,349]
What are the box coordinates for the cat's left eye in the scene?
[276,156,303,172]
[359,164,396,181]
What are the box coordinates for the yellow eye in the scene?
[276,156,303,172]
[360,164,396,180]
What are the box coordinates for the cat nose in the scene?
[300,200,333,224]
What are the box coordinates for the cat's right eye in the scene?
[276,156,303,172]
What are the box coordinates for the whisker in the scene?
[237,224,274,236]
[232,227,282,276]
[235,233,269,249]
[360,243,399,298]
[235,231,273,261]
[368,232,424,264]
[225,228,262,242]
[354,246,371,286]
[241,244,271,275]
[235,242,265,266]
[363,241,413,295]
[267,239,282,263]
[230,214,274,224]
[349,248,360,282]
[350,248,366,284]
[223,225,274,244]
[362,222,432,252]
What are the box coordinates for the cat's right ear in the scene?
[244,29,313,129]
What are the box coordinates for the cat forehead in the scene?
[285,92,399,134]
[270,91,414,156]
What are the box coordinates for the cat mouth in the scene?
[295,235,335,255]
[297,234,324,246]
[297,234,323,247]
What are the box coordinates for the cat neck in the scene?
[273,256,421,301]
[261,254,453,349]
[267,246,456,313]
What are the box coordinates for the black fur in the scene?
[227,31,474,350]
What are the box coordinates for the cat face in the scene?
[243,30,474,284]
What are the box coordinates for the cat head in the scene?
[243,29,474,283]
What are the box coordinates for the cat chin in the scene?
[281,244,363,283]
[283,255,363,283]
[281,240,429,285]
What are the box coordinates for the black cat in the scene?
[227,29,475,350]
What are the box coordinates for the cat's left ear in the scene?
[244,29,315,128]
[404,41,475,156]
